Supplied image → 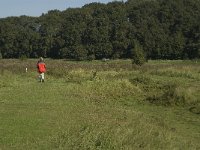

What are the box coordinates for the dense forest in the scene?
[0,0,199,60]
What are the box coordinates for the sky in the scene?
[0,0,125,18]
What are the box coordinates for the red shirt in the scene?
[37,62,46,73]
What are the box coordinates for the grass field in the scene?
[0,59,200,149]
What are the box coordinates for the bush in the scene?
[0,52,2,59]
[87,55,96,61]
[131,41,146,66]
[19,55,28,61]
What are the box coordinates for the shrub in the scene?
[0,52,2,59]
[131,41,146,66]
[19,55,28,61]
[87,55,95,61]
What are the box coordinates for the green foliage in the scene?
[72,45,88,61]
[87,54,95,61]
[147,83,184,106]
[131,41,146,66]
[19,54,28,61]
[0,0,200,60]
[0,52,2,59]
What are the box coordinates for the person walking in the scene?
[37,57,46,82]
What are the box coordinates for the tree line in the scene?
[0,0,199,61]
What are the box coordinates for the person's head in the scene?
[39,57,44,62]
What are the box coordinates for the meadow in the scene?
[0,59,200,149]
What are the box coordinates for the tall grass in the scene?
[0,59,200,149]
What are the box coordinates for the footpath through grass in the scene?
[0,59,200,149]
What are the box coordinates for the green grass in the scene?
[0,59,200,149]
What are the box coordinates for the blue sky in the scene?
[0,0,125,18]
